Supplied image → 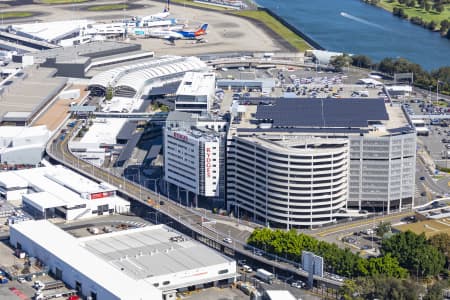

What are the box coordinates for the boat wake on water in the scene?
[340,12,388,31]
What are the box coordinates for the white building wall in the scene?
[164,129,200,194]
[0,145,45,165]
[145,261,236,291]
[203,141,220,197]
[9,228,122,300]
[1,188,28,201]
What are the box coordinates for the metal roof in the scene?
[116,131,142,164]
[115,57,206,95]
[116,121,137,141]
[88,56,207,97]
[81,225,235,280]
[255,98,389,128]
[146,145,162,161]
[11,220,161,300]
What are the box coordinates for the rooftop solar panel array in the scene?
[255,98,389,128]
[148,81,181,96]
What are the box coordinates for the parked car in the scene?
[223,237,232,244]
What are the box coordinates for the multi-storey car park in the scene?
[226,98,416,228]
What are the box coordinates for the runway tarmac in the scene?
[1,0,286,56]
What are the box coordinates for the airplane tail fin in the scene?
[195,24,208,35]
[165,0,170,11]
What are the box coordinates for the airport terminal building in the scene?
[226,98,416,228]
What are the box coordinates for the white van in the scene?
[243,265,253,273]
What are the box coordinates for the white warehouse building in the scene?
[10,220,237,300]
[0,125,51,165]
[175,72,216,114]
[0,165,130,220]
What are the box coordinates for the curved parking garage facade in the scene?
[227,135,349,228]
[226,98,417,229]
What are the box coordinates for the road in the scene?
[46,119,345,290]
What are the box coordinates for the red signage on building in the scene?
[90,191,113,200]
[205,147,212,178]
[173,132,188,141]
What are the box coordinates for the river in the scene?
[254,0,450,71]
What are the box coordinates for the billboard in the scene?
[302,251,324,277]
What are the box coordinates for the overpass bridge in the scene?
[92,111,168,123]
[208,58,310,69]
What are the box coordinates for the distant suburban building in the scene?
[10,220,237,300]
[175,72,216,114]
[226,98,416,228]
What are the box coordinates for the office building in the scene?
[175,72,216,114]
[164,126,225,205]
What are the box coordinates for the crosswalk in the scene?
[120,220,148,228]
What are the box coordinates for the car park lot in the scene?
[217,66,386,100]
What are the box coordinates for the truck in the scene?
[33,280,65,291]
[255,268,274,284]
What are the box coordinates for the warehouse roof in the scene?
[80,225,235,280]
[11,20,94,43]
[0,172,28,188]
[0,66,67,123]
[255,98,389,128]
[23,192,66,210]
[11,220,161,300]
[265,290,296,300]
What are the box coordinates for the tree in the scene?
[427,20,437,30]
[340,276,424,300]
[428,233,450,269]
[434,3,444,12]
[423,279,450,300]
[330,54,353,72]
[351,55,373,68]
[105,85,114,100]
[376,221,392,238]
[382,231,445,277]
[425,1,431,11]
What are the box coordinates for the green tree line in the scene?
[247,228,448,278]
[330,54,450,96]
[366,0,450,38]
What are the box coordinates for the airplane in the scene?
[147,24,208,42]
[133,25,185,38]
[133,0,171,22]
